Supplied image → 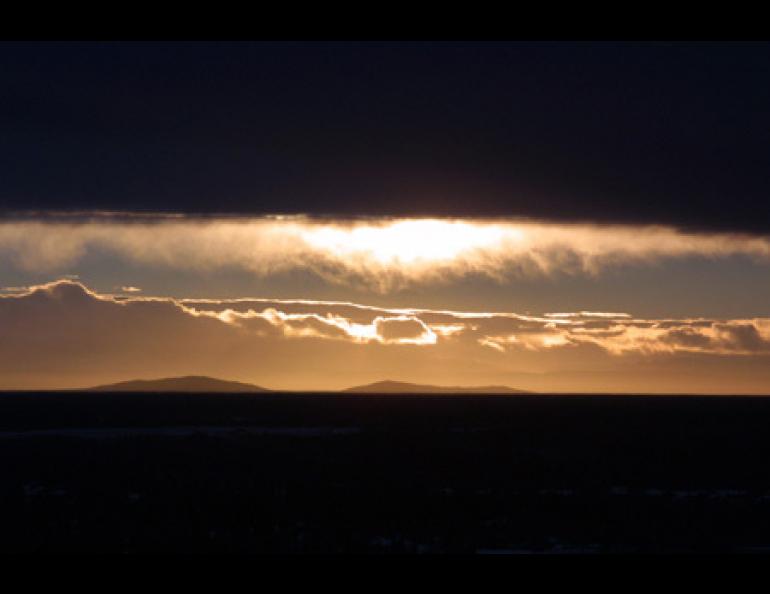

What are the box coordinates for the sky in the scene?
[2,41,770,392]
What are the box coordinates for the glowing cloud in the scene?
[2,216,770,290]
[3,280,770,393]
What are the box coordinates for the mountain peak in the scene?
[86,376,269,393]
[343,380,528,394]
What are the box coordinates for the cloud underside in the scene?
[3,280,770,393]
[1,218,770,290]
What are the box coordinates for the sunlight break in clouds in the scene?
[2,216,770,290]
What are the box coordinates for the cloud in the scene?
[2,216,770,291]
[374,316,436,345]
[179,291,770,357]
[662,328,715,349]
[3,280,770,393]
[204,306,436,345]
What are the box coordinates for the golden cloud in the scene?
[3,280,770,393]
[2,216,770,290]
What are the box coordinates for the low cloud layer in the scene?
[3,280,770,393]
[2,216,770,291]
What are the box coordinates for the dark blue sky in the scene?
[2,41,770,232]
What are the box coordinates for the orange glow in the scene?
[2,217,770,291]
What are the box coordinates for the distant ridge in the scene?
[342,380,529,394]
[86,376,269,393]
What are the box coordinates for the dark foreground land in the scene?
[3,392,770,553]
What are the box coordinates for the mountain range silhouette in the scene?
[86,376,527,394]
[342,380,528,394]
[86,376,269,393]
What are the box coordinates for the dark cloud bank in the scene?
[2,41,770,233]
